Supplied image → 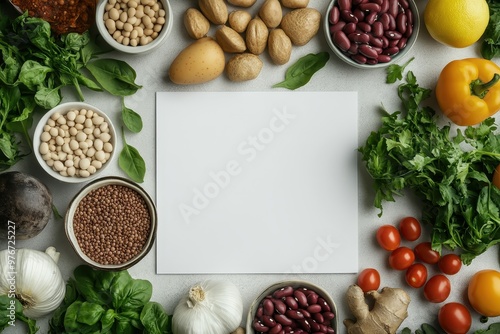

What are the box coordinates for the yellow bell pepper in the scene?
[435,58,500,126]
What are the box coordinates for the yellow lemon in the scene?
[424,0,490,48]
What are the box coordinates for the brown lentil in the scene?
[73,184,151,265]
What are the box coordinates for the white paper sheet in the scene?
[155,92,358,274]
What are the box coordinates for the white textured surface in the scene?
[3,0,500,332]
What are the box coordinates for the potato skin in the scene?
[169,37,226,85]
[226,53,263,81]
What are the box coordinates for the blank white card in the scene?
[156,92,358,274]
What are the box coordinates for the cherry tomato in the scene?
[414,242,440,264]
[376,225,401,251]
[468,269,500,317]
[405,263,428,288]
[493,164,500,189]
[389,246,415,270]
[438,254,462,275]
[357,268,381,293]
[438,302,472,334]
[399,216,422,241]
[424,274,451,303]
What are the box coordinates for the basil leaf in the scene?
[120,280,153,311]
[122,99,143,133]
[119,127,146,183]
[63,301,82,331]
[86,59,142,96]
[140,302,172,334]
[73,265,107,305]
[272,52,329,90]
[77,302,105,326]
[101,309,116,333]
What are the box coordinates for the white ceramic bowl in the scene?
[324,0,420,69]
[96,0,173,54]
[246,280,338,333]
[65,176,158,270]
[33,102,116,184]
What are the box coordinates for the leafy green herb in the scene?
[272,52,330,90]
[359,66,500,265]
[481,1,500,59]
[122,98,143,133]
[119,127,146,183]
[49,265,172,334]
[86,59,142,96]
[475,323,500,334]
[0,295,38,333]
[386,57,414,84]
[400,324,442,334]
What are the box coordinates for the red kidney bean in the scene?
[373,0,383,5]
[297,319,312,331]
[299,308,311,319]
[273,286,293,299]
[286,309,305,320]
[383,46,399,55]
[379,13,390,30]
[406,7,413,25]
[293,290,308,308]
[348,32,370,44]
[257,306,264,318]
[274,314,293,326]
[317,298,331,312]
[343,22,357,34]
[359,44,378,59]
[320,324,329,332]
[306,291,319,305]
[359,2,381,11]
[329,6,340,24]
[332,31,351,51]
[385,30,402,40]
[388,38,399,47]
[381,35,389,48]
[371,21,383,37]
[353,8,365,21]
[347,43,359,55]
[351,54,367,64]
[404,24,413,38]
[396,12,407,34]
[341,10,358,23]
[284,296,299,310]
[322,311,335,321]
[357,21,371,32]
[272,298,287,314]
[364,11,378,24]
[313,312,324,324]
[268,323,283,334]
[330,21,346,33]
[253,320,270,332]
[369,35,383,48]
[262,315,277,327]
[263,298,274,316]
[338,0,351,11]
[352,0,363,4]
[380,0,389,13]
[400,0,409,9]
[388,0,398,17]
[372,46,383,54]
[327,327,335,334]
[307,304,323,314]
[397,37,407,49]
[388,13,396,30]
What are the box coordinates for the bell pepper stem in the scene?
[471,73,500,98]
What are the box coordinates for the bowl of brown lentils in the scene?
[65,176,157,270]
[96,0,173,54]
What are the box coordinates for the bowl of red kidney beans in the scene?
[324,0,420,68]
[246,280,337,334]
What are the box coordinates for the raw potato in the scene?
[184,8,210,39]
[228,10,252,33]
[216,25,246,53]
[226,53,263,81]
[246,17,269,55]
[268,28,292,64]
[259,0,282,28]
[280,7,321,46]
[280,0,310,8]
[198,0,228,25]
[169,37,226,85]
[344,285,410,334]
[227,0,257,7]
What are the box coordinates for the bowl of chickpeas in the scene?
[33,102,117,183]
[96,0,173,54]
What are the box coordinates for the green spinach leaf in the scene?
[122,98,143,133]
[272,52,330,90]
[119,127,146,183]
[140,302,172,334]
[86,59,142,96]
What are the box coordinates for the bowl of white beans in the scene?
[96,0,173,54]
[324,0,419,69]
[33,102,117,183]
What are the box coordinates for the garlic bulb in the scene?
[0,247,65,318]
[172,280,243,334]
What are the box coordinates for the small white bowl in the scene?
[246,280,338,333]
[65,176,158,270]
[33,102,116,184]
[96,0,173,54]
[324,0,420,69]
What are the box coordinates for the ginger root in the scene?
[343,284,410,334]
